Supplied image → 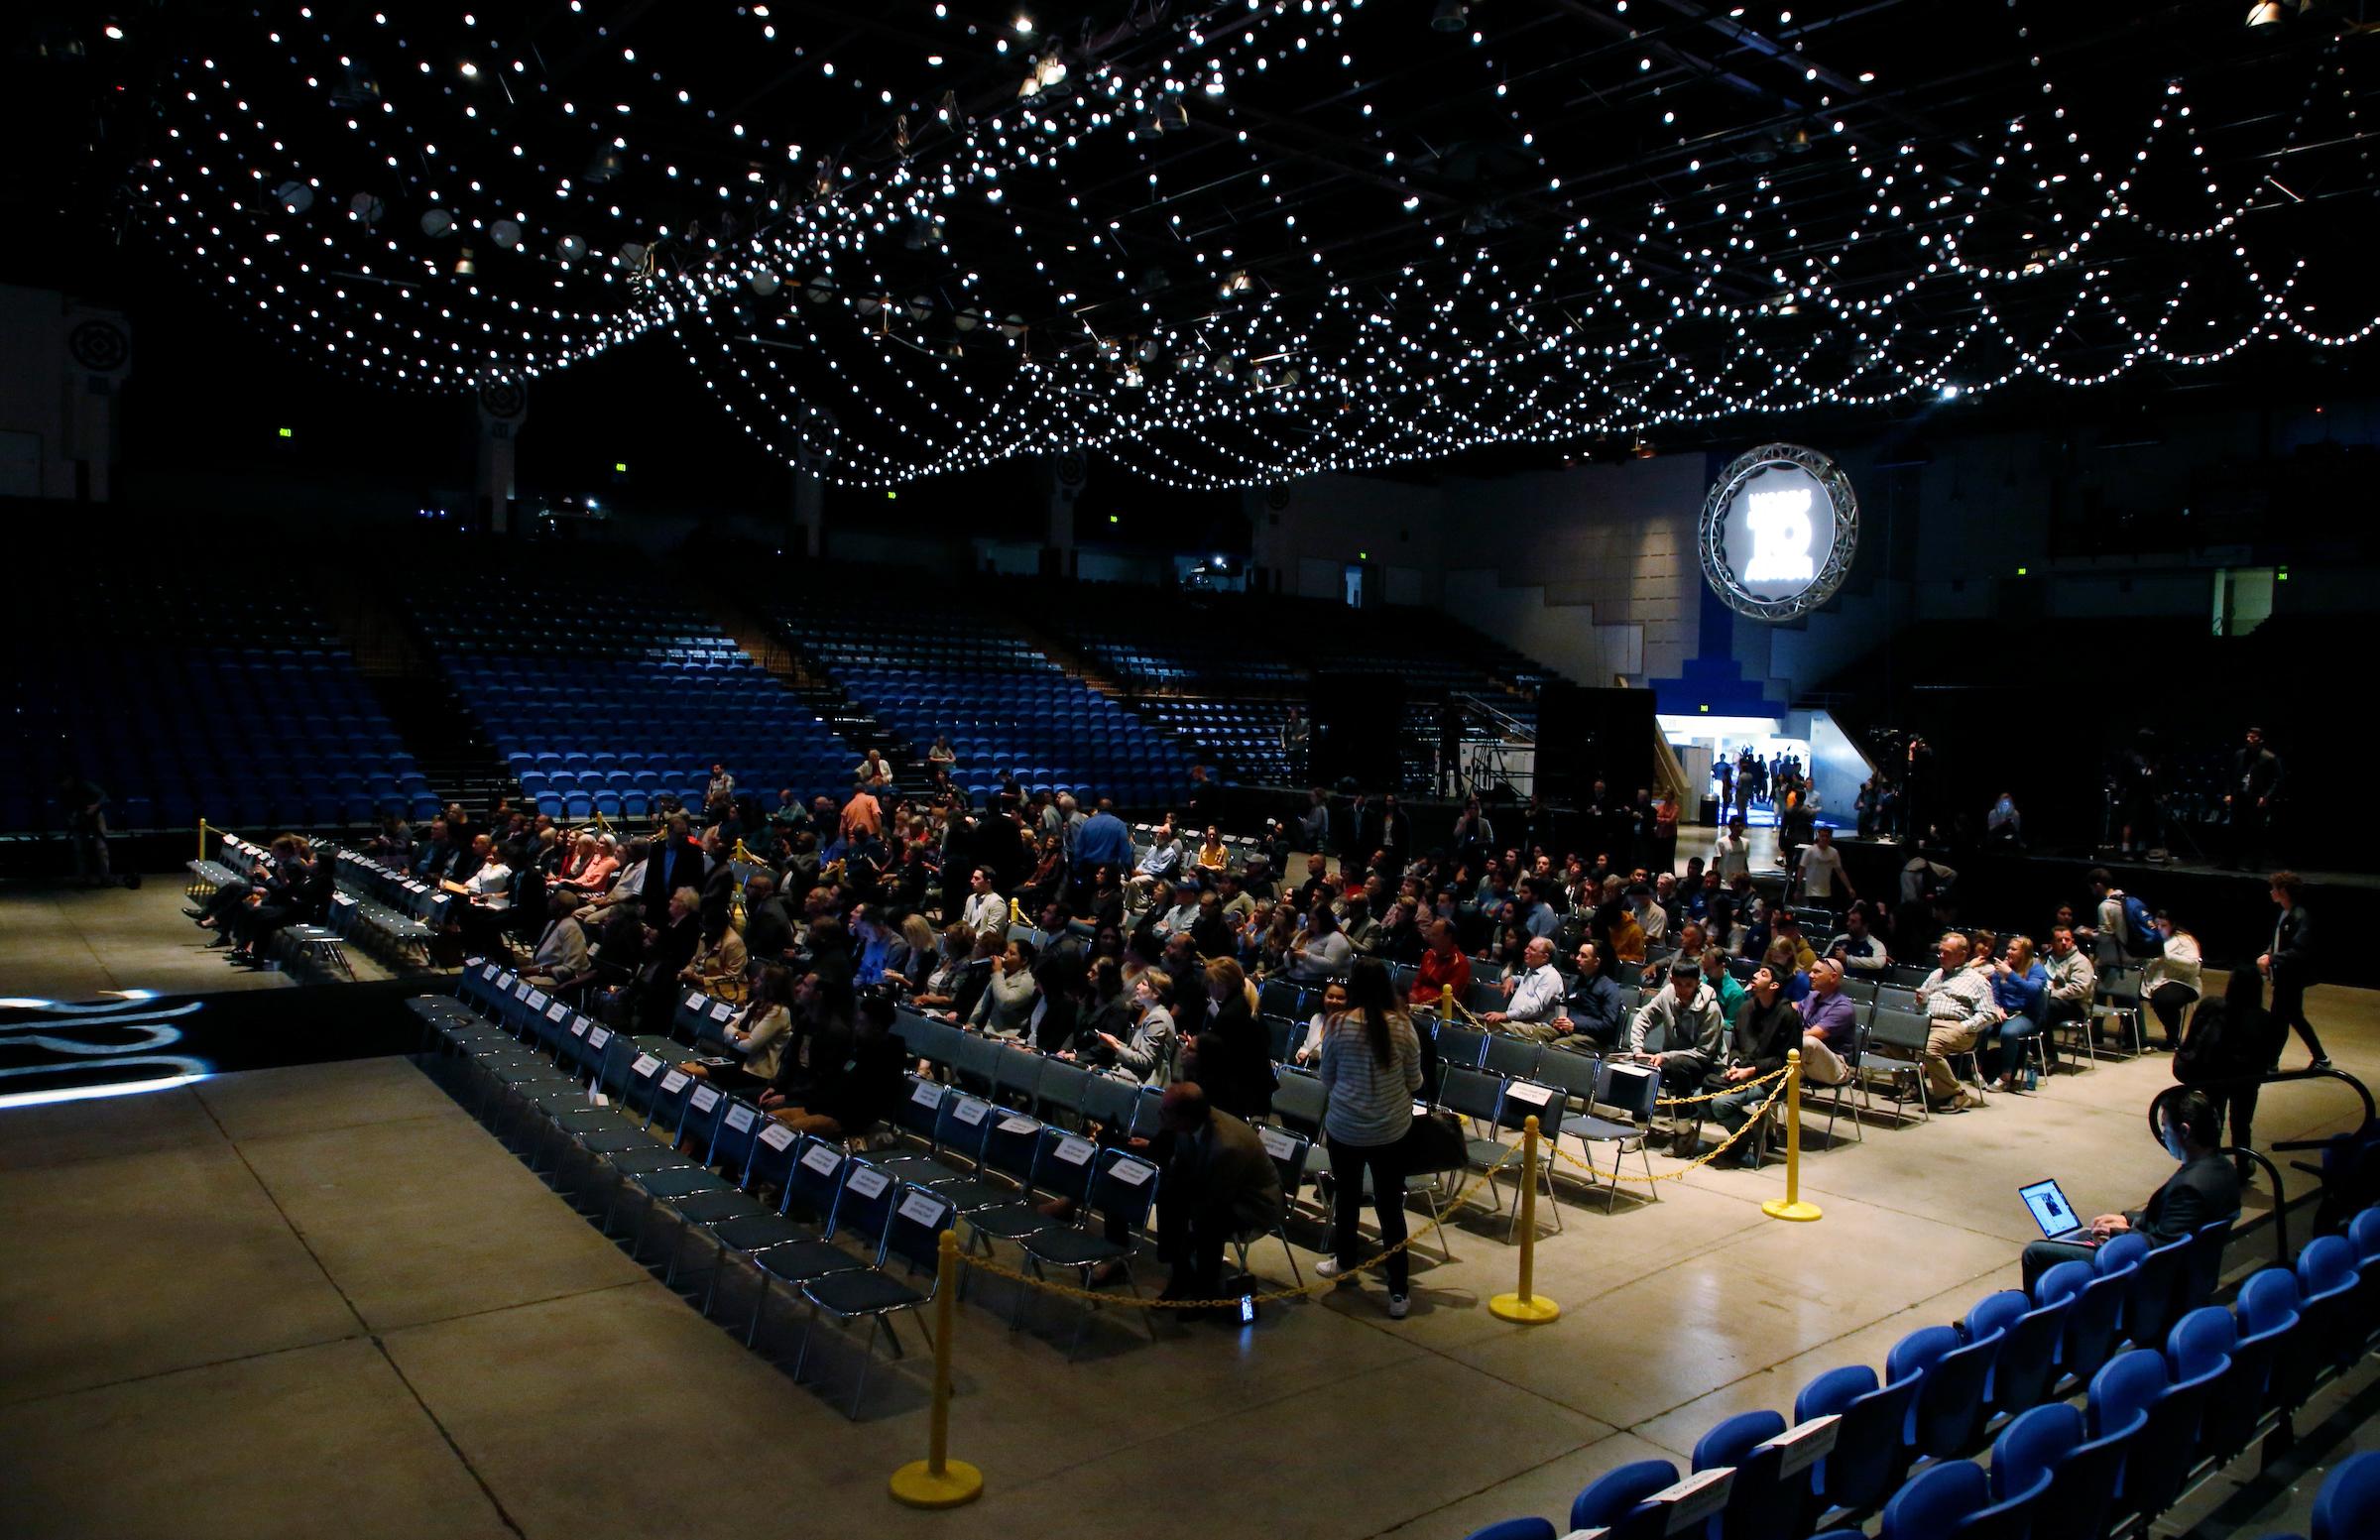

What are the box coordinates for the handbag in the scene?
[1395,1108,1467,1177]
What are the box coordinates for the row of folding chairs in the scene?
[418,965,1007,1413]
[331,850,452,964]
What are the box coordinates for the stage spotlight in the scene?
[554,233,587,260]
[2245,1,2292,23]
[1035,52,1068,88]
[1431,0,1468,32]
[490,218,522,250]
[275,180,313,214]
[420,207,454,238]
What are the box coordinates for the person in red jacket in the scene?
[1408,918,1472,1011]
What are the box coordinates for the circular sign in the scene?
[67,318,130,374]
[1698,443,1857,622]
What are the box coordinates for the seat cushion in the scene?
[666,1189,771,1225]
[802,1267,927,1317]
[1019,1227,1128,1270]
[754,1240,871,1284]
[630,1166,732,1200]
[712,1216,817,1255]
[965,1204,1053,1243]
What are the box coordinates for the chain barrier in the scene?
[1549,1071,1794,1182]
[1439,990,1790,1107]
[955,1143,1520,1311]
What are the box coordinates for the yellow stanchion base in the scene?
[1761,1198,1824,1223]
[890,1459,984,1508]
[1488,1292,1562,1324]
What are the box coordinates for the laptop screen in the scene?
[2019,1179,2078,1238]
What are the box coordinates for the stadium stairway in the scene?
[361,674,522,823]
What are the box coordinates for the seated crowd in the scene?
[338,758,2334,1305]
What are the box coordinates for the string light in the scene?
[127,1,2378,485]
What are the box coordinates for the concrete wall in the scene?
[0,284,130,501]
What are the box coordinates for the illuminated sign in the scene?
[1698,443,1857,622]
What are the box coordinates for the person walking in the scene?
[2259,871,2327,1070]
[1314,957,1424,1319]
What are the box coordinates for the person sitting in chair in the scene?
[1706,965,1802,1166]
[2019,1089,2240,1293]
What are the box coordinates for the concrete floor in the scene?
[0,882,395,1002]
[3,986,2375,1539]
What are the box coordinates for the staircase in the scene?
[1011,612,1122,696]
[317,584,520,821]
[366,674,520,823]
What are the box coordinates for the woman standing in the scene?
[1188,957,1275,1119]
[1315,957,1423,1319]
[2143,911,2203,1052]
[2176,967,2277,1181]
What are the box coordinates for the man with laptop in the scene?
[2018,1090,2240,1293]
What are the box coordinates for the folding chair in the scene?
[1572,1059,1661,1212]
[795,1182,957,1417]
[1012,1146,1161,1356]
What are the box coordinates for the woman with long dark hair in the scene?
[1186,956,1273,1119]
[2176,966,2277,1181]
[1315,956,1423,1319]
[701,963,795,1093]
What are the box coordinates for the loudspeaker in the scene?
[1309,674,1406,789]
[1535,683,1655,805]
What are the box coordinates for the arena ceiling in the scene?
[29,0,2380,485]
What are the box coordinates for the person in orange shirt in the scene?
[1408,918,1473,1010]
[841,779,883,842]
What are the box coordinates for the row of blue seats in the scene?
[1466,1211,2380,1540]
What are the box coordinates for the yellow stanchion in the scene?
[196,817,209,863]
[890,1230,985,1509]
[1760,1049,1824,1223]
[1488,1115,1561,1324]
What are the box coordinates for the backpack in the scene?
[2122,895,2160,957]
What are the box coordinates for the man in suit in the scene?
[1142,1081,1285,1314]
[742,871,796,973]
[2226,726,2282,870]
[2260,870,2327,1069]
[641,813,703,909]
[697,827,738,932]
[2020,1090,2241,1292]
